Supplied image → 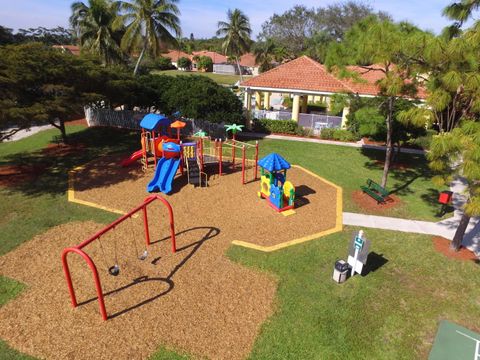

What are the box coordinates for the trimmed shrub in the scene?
[197,56,213,72]
[320,128,358,142]
[177,56,192,69]
[253,119,300,134]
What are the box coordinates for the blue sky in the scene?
[0,0,455,38]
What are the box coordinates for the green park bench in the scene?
[360,179,390,204]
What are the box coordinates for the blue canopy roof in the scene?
[140,114,171,131]
[258,153,291,172]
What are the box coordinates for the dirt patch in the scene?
[432,236,478,262]
[66,118,88,127]
[0,164,47,187]
[373,160,412,170]
[352,190,401,213]
[42,142,87,157]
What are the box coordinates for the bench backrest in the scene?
[366,179,389,196]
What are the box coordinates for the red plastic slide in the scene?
[121,150,143,167]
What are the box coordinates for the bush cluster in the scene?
[320,128,358,142]
[253,119,300,134]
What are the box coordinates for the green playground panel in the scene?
[429,320,480,360]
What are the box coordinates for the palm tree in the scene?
[216,9,252,82]
[225,124,244,140]
[444,0,480,26]
[253,39,276,73]
[115,0,181,75]
[70,0,124,65]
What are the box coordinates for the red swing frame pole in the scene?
[61,195,176,321]
[242,145,246,185]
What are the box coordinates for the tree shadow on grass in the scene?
[78,226,220,319]
[359,148,442,214]
[0,127,141,198]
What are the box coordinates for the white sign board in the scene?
[347,231,370,276]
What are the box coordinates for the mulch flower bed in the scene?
[432,236,478,262]
[351,190,401,213]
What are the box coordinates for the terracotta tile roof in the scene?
[52,45,80,56]
[192,51,227,64]
[241,56,352,93]
[241,56,427,99]
[239,53,257,67]
[162,50,191,62]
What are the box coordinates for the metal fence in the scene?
[252,109,343,130]
[84,107,227,139]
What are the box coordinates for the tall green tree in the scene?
[0,43,128,142]
[253,39,276,73]
[70,0,124,65]
[326,17,423,188]
[115,0,181,75]
[428,122,480,250]
[216,8,252,82]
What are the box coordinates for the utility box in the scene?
[333,260,349,284]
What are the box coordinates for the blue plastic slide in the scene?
[147,157,181,194]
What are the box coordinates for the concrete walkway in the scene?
[344,177,480,256]
[240,132,426,155]
[3,124,54,142]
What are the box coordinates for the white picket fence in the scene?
[84,106,227,138]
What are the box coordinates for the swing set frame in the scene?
[61,195,176,321]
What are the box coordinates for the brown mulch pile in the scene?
[0,221,277,360]
[73,161,339,248]
[352,190,401,213]
[0,158,340,359]
[432,236,479,262]
[0,164,47,187]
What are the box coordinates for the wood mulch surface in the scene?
[0,155,340,360]
[352,190,401,213]
[432,236,479,262]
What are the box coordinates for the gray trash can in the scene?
[333,260,349,283]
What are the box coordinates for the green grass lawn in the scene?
[151,69,252,85]
[254,139,444,221]
[0,126,476,359]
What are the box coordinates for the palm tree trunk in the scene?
[381,96,394,188]
[236,56,243,83]
[451,213,471,251]
[133,46,146,76]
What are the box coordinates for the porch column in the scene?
[264,92,271,110]
[325,96,332,112]
[341,106,350,129]
[301,95,308,113]
[292,95,301,122]
[255,91,262,110]
[246,90,252,129]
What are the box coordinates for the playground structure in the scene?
[257,153,296,212]
[196,136,259,185]
[61,195,176,321]
[121,113,260,194]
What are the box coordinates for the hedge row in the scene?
[253,119,300,135]
[320,128,359,142]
